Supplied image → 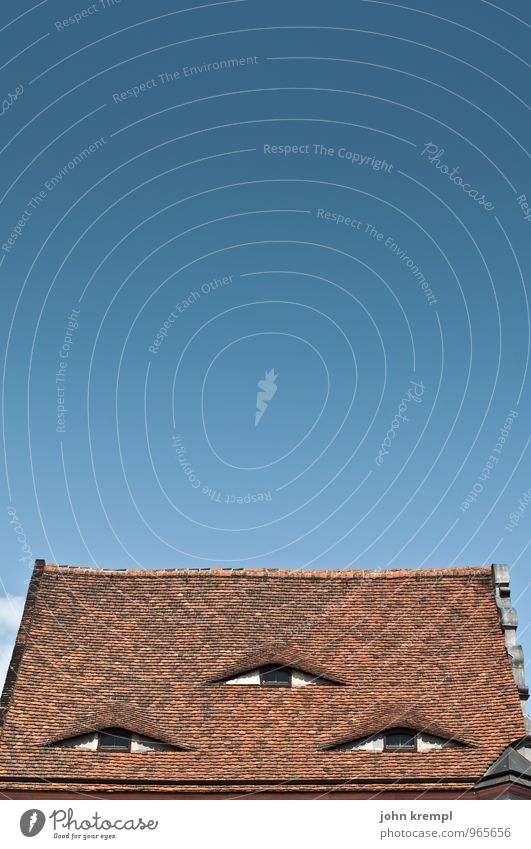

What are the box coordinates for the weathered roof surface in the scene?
[0,561,527,794]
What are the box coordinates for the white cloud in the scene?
[0,596,25,691]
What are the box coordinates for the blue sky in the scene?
[1,0,530,702]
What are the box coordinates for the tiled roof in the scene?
[0,561,527,795]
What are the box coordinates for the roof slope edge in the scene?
[0,559,46,730]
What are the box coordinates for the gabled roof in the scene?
[0,561,528,795]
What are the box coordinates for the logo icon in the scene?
[255,369,278,426]
[20,809,46,837]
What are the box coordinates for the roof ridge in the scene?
[40,562,492,579]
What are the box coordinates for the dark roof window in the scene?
[51,728,179,753]
[259,664,292,686]
[384,731,417,751]
[98,728,131,752]
[328,727,463,753]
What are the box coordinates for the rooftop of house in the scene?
[0,561,528,795]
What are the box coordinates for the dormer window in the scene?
[384,730,416,751]
[217,663,341,687]
[328,727,463,753]
[260,664,292,686]
[99,729,131,751]
[52,727,179,752]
